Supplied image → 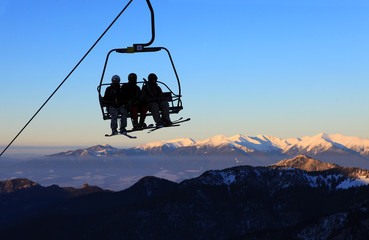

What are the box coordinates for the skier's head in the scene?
[148,73,158,84]
[128,73,137,84]
[111,75,120,84]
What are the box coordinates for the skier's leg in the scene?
[108,106,118,132]
[160,101,171,124]
[139,105,148,127]
[149,102,163,126]
[131,105,139,128]
[119,106,128,132]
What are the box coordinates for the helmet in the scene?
[111,75,120,83]
[148,73,158,83]
[128,73,137,84]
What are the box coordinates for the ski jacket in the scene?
[141,82,164,103]
[121,83,141,105]
[103,84,124,108]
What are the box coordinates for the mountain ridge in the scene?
[50,133,369,159]
[0,178,39,193]
[136,133,369,154]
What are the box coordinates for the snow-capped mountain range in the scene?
[47,133,369,171]
[52,133,369,157]
[134,133,369,157]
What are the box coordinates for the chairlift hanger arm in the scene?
[126,0,156,52]
[97,0,156,90]
[137,0,155,47]
[161,47,181,98]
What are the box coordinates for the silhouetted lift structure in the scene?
[97,0,183,121]
[97,0,191,135]
[0,0,188,157]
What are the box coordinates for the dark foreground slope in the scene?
[2,156,369,240]
[0,178,105,232]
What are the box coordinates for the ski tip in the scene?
[122,133,137,139]
[123,134,136,138]
[104,133,137,138]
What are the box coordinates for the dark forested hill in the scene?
[2,156,369,240]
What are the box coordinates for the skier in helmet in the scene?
[141,73,172,127]
[122,73,148,129]
[103,75,127,135]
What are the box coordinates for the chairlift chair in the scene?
[97,0,183,121]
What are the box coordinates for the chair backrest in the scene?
[100,91,182,120]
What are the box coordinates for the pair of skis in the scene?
[105,117,190,139]
[104,124,155,138]
[104,132,138,139]
[147,117,190,133]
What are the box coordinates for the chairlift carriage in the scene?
[97,0,185,130]
[0,0,190,157]
[97,46,183,120]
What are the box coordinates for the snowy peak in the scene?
[321,134,369,156]
[198,134,232,146]
[285,133,369,154]
[86,144,116,152]
[320,133,369,146]
[283,134,336,155]
[135,138,197,151]
[230,134,290,151]
[49,144,118,158]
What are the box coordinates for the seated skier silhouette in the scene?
[141,73,172,127]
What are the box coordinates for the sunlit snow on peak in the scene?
[135,133,369,155]
[136,138,196,150]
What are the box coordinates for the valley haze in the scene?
[1,133,368,191]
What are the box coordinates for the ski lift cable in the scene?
[0,0,134,158]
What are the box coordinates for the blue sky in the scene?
[1,0,369,153]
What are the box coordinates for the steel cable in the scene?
[0,0,133,157]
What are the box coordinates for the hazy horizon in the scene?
[3,132,369,158]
